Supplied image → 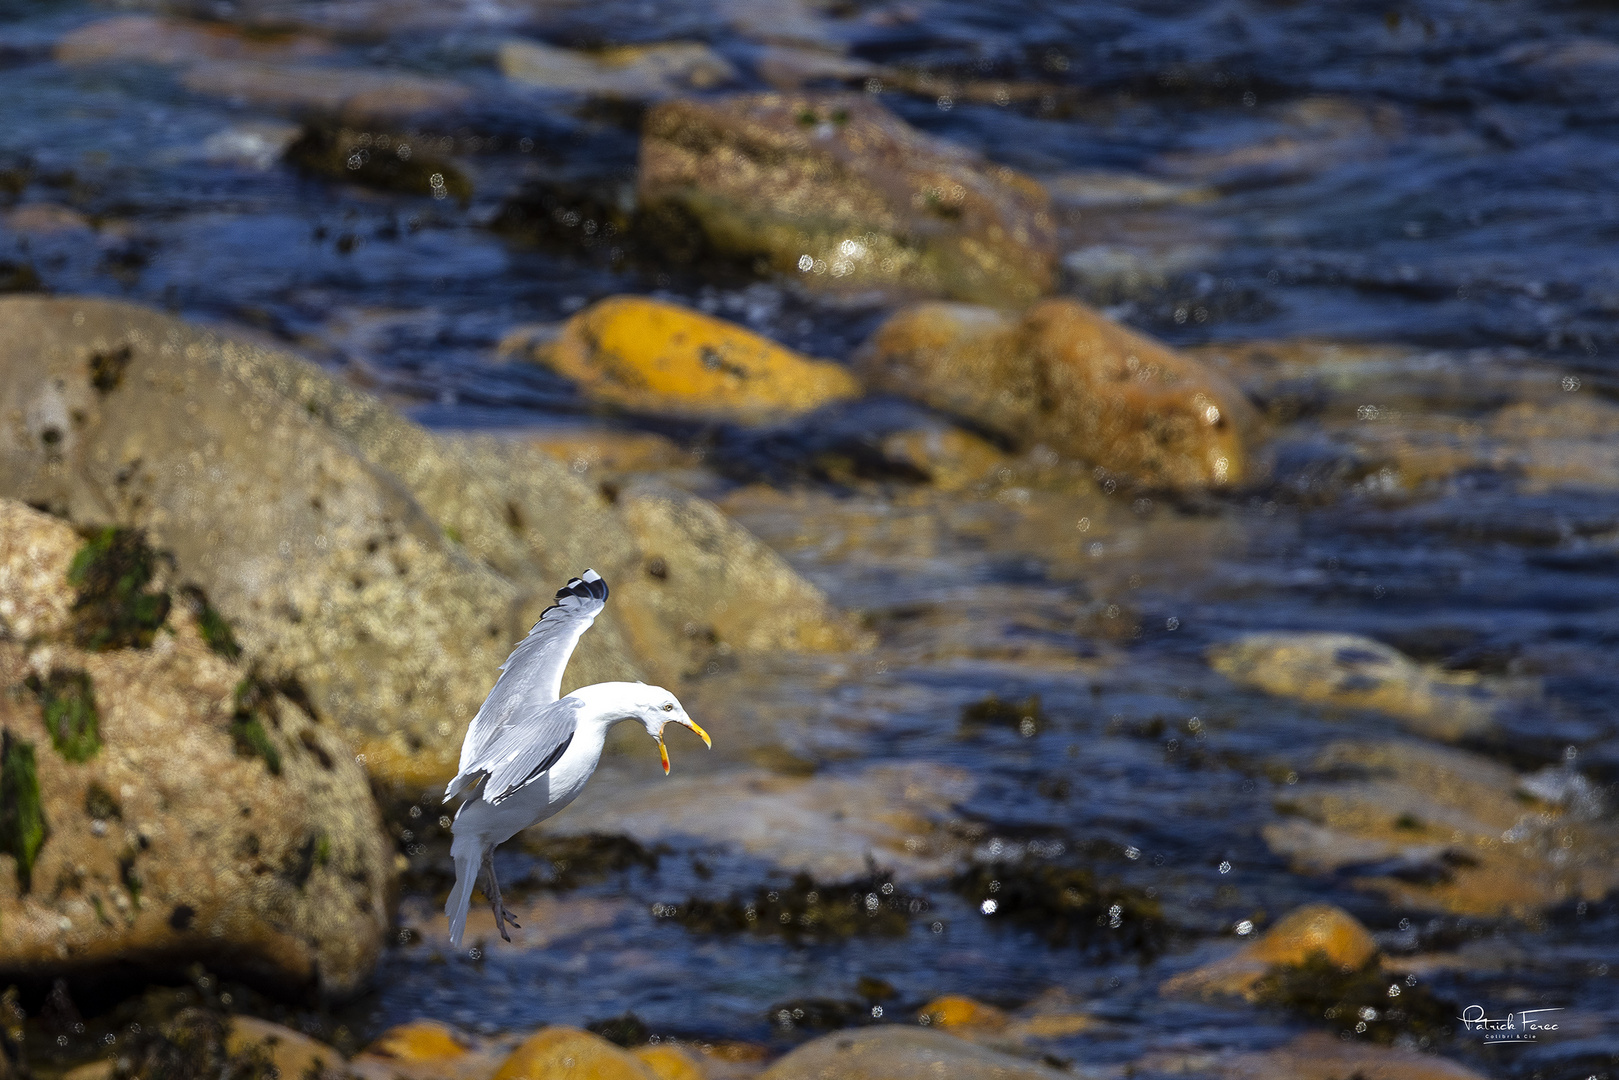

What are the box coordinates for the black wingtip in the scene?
[554,569,609,604]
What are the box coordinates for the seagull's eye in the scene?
[662,703,674,712]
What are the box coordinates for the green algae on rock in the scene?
[0,297,860,791]
[0,496,392,997]
[178,584,242,660]
[959,693,1046,735]
[856,299,1259,490]
[26,668,100,762]
[0,731,47,892]
[637,93,1057,305]
[66,527,172,652]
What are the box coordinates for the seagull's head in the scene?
[633,687,711,775]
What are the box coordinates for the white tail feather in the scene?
[446,835,486,949]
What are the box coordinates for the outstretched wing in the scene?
[477,696,585,804]
[452,569,608,786]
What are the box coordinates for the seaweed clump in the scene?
[1252,952,1456,1046]
[286,126,471,203]
[960,693,1047,735]
[67,527,171,651]
[657,869,928,944]
[0,730,48,891]
[26,668,101,761]
[230,676,283,777]
[954,861,1167,958]
[585,1013,650,1047]
[114,1008,277,1080]
[521,832,659,889]
[766,997,869,1033]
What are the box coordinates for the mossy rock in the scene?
[65,527,171,651]
[953,860,1167,957]
[664,869,926,943]
[1253,951,1456,1046]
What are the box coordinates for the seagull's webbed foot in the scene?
[484,849,519,942]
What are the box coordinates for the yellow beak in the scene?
[656,718,712,775]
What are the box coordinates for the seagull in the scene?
[442,569,710,948]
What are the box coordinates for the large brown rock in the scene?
[0,501,392,997]
[0,297,856,792]
[759,1026,1069,1080]
[637,93,1056,305]
[856,299,1257,489]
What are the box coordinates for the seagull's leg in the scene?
[485,849,520,941]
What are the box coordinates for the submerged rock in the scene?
[1140,1031,1487,1080]
[0,297,855,791]
[285,126,471,201]
[1160,903,1378,1000]
[54,15,333,67]
[544,763,972,881]
[1208,632,1510,742]
[493,1027,657,1080]
[1263,740,1619,916]
[0,501,392,997]
[528,296,860,422]
[179,61,472,123]
[856,299,1257,489]
[499,39,737,98]
[637,93,1056,305]
[760,1026,1069,1080]
[617,481,868,659]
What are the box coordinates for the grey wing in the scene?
[476,697,583,805]
[454,569,608,779]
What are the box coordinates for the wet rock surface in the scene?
[857,299,1258,489]
[0,501,392,998]
[0,297,854,791]
[758,1026,1068,1080]
[1208,632,1511,742]
[636,93,1057,304]
[1264,740,1619,916]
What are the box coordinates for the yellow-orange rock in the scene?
[534,296,860,422]
[493,1027,658,1080]
[919,995,1009,1032]
[226,1016,347,1080]
[351,1019,506,1080]
[1160,904,1378,1000]
[856,299,1257,489]
[633,1044,708,1080]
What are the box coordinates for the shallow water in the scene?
[3,0,1617,1076]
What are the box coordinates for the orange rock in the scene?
[919,995,1009,1031]
[226,1016,347,1079]
[350,1019,508,1079]
[856,299,1257,490]
[1160,904,1378,1000]
[493,1027,658,1080]
[634,1043,708,1080]
[534,296,860,422]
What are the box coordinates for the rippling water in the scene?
[4,0,1617,1076]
